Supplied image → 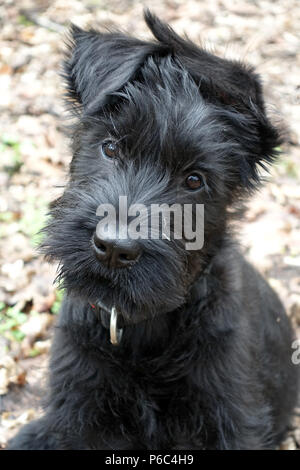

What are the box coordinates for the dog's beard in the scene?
[63,248,188,323]
[42,203,190,323]
[58,252,188,323]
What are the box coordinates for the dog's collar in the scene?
[90,301,123,346]
[90,258,213,347]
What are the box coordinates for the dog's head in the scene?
[43,11,280,323]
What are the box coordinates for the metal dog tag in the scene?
[110,307,123,346]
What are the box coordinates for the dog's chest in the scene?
[99,366,207,449]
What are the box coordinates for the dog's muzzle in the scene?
[90,301,123,345]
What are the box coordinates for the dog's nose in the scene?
[93,232,142,268]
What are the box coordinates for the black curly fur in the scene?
[8,10,298,450]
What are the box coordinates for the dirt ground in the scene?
[0,0,299,449]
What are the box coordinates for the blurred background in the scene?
[0,0,299,449]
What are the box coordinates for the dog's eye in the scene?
[101,141,119,159]
[185,173,204,190]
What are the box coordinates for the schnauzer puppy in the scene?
[9,11,298,450]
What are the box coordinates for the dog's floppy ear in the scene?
[144,10,281,186]
[144,10,264,111]
[63,24,166,114]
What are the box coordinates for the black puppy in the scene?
[9,11,298,450]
